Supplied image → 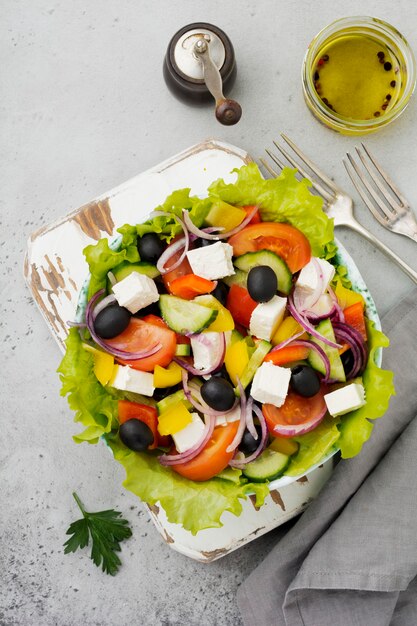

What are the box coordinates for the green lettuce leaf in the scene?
[57,329,118,443]
[337,320,395,458]
[285,417,341,477]
[118,189,212,247]
[107,436,269,535]
[208,163,334,257]
[84,238,139,298]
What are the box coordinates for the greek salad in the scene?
[59,164,394,533]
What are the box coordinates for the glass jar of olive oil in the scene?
[302,17,416,135]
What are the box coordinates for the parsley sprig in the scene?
[64,492,132,576]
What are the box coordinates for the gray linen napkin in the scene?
[238,288,417,626]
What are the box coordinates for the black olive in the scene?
[212,365,232,383]
[195,238,216,248]
[341,349,354,375]
[94,304,131,339]
[290,365,320,398]
[133,302,161,318]
[211,282,229,307]
[247,266,277,302]
[119,419,154,451]
[152,384,182,402]
[238,425,263,455]
[201,377,236,411]
[137,233,166,264]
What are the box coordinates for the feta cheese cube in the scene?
[172,412,205,453]
[186,242,235,280]
[251,362,291,407]
[109,365,154,396]
[324,383,366,417]
[112,272,159,314]
[249,295,287,341]
[215,403,241,427]
[191,332,222,371]
[297,257,335,295]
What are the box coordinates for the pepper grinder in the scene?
[163,23,242,125]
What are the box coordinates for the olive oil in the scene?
[313,34,404,120]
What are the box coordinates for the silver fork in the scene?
[343,144,417,243]
[260,134,417,285]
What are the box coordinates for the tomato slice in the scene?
[263,387,326,437]
[162,237,193,290]
[228,222,311,273]
[242,205,261,224]
[107,318,177,372]
[169,274,216,300]
[171,421,239,481]
[226,284,258,329]
[118,400,170,448]
[264,345,310,365]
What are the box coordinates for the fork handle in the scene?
[348,221,417,284]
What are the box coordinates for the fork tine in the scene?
[355,146,403,216]
[361,143,409,208]
[265,148,287,172]
[272,141,334,202]
[259,157,281,178]
[346,152,396,222]
[280,133,342,195]
[343,158,389,228]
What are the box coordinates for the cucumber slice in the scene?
[156,389,192,414]
[223,269,247,289]
[159,295,217,334]
[175,344,191,357]
[309,318,346,382]
[236,339,271,391]
[243,448,290,482]
[234,250,292,295]
[113,261,160,281]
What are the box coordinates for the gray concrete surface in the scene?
[1,1,417,625]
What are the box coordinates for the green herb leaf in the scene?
[64,492,132,576]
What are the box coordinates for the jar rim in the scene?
[302,16,417,132]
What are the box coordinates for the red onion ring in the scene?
[174,332,226,376]
[67,321,87,328]
[291,339,331,382]
[92,294,117,318]
[288,295,341,349]
[332,321,367,378]
[229,405,268,468]
[152,211,189,274]
[244,396,257,440]
[270,329,305,352]
[158,414,216,466]
[182,205,259,241]
[226,382,247,453]
[85,289,161,360]
[327,285,345,323]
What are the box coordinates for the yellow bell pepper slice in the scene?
[224,339,249,386]
[271,316,307,346]
[269,437,299,456]
[153,362,183,388]
[194,295,235,332]
[157,401,193,436]
[334,280,365,310]
[205,200,246,231]
[82,343,114,386]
